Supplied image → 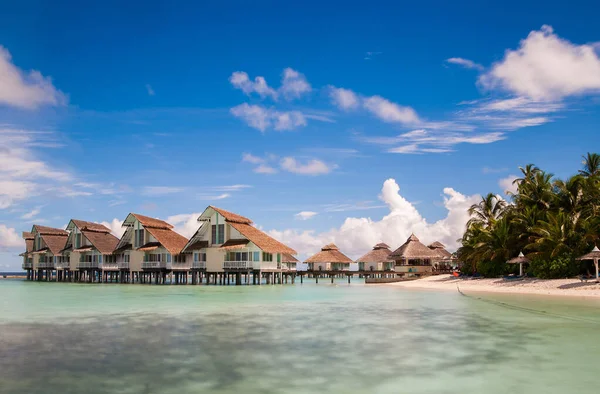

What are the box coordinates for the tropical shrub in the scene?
[529,255,579,279]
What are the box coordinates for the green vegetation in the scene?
[457,153,600,278]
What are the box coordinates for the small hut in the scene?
[428,241,455,270]
[305,243,353,271]
[355,243,394,271]
[390,234,439,276]
[576,246,600,280]
[507,251,530,277]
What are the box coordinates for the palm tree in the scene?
[579,153,600,178]
[467,193,507,229]
[527,211,584,259]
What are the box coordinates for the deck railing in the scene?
[78,261,99,269]
[141,261,167,269]
[22,262,33,269]
[56,261,70,269]
[38,261,55,269]
[191,261,206,270]
[223,261,256,270]
[118,262,130,269]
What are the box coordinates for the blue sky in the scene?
[2,1,600,270]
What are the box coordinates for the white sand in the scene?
[388,274,600,298]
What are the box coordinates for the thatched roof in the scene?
[210,206,252,224]
[228,222,296,254]
[390,234,439,260]
[507,252,530,264]
[356,243,393,263]
[577,246,600,261]
[22,231,34,254]
[305,244,353,264]
[68,219,119,255]
[129,213,173,229]
[32,225,68,255]
[428,241,453,259]
[282,253,299,263]
[144,227,189,255]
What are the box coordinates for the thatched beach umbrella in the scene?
[355,243,393,271]
[507,251,530,276]
[576,246,600,280]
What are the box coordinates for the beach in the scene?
[389,274,600,298]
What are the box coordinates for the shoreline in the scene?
[386,274,600,298]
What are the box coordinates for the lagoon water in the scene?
[1,279,600,394]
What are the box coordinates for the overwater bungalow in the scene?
[27,225,69,281]
[390,234,439,277]
[20,232,34,275]
[182,206,297,284]
[59,220,120,282]
[305,243,353,271]
[355,243,394,272]
[114,213,189,283]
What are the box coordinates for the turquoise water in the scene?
[1,279,600,394]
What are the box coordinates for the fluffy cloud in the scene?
[229,71,277,99]
[100,219,126,238]
[329,86,360,110]
[498,175,519,195]
[166,213,203,238]
[229,68,310,101]
[295,211,318,220]
[269,179,480,259]
[230,103,307,132]
[0,225,23,250]
[280,157,333,175]
[363,95,421,125]
[0,46,66,109]
[446,57,484,71]
[479,25,600,100]
[279,68,312,99]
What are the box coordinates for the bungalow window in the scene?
[211,224,225,245]
[146,254,162,262]
[262,252,273,262]
[75,233,82,248]
[277,254,281,263]
[124,254,130,263]
[200,253,206,262]
[135,229,145,248]
[194,252,198,262]
[227,252,248,261]
[174,254,186,263]
[253,251,260,262]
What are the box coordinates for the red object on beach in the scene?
[452,271,460,277]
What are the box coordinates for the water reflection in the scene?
[0,302,540,394]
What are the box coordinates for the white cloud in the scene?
[197,193,230,200]
[446,57,484,71]
[145,84,155,96]
[477,97,563,113]
[166,213,203,238]
[0,224,23,250]
[268,178,480,259]
[295,211,318,220]
[142,186,185,196]
[329,86,360,110]
[499,175,519,195]
[254,164,278,174]
[99,219,125,238]
[230,103,307,132]
[242,153,265,164]
[479,25,600,100]
[229,71,278,99]
[209,184,252,192]
[363,95,421,125]
[279,68,312,100]
[280,157,333,175]
[21,207,41,220]
[0,129,73,208]
[0,46,66,109]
